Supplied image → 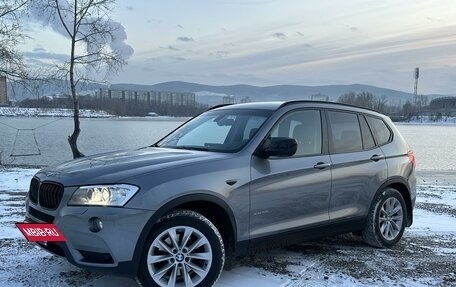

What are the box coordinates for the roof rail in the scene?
[207,103,233,110]
[278,100,379,113]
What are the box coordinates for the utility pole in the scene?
[414,67,420,120]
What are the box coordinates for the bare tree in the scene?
[402,100,414,120]
[33,0,128,158]
[0,0,29,79]
[374,95,388,113]
[338,91,356,105]
[339,91,389,113]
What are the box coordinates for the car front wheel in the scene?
[363,188,407,248]
[139,210,225,287]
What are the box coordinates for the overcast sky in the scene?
[23,0,456,95]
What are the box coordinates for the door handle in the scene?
[370,154,384,161]
[313,162,331,169]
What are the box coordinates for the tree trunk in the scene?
[67,3,84,159]
[68,97,84,158]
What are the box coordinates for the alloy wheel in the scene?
[147,226,213,287]
[378,197,403,241]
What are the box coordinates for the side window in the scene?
[270,110,322,156]
[359,115,376,150]
[328,111,363,153]
[366,116,392,146]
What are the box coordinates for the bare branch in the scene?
[55,0,72,37]
[75,0,94,31]
[0,0,29,80]
[0,0,28,19]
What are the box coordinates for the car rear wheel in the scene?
[362,188,407,248]
[139,210,225,287]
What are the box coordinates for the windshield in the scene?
[157,109,273,152]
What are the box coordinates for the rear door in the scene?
[327,110,388,222]
[250,109,331,239]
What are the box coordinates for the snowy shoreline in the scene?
[0,107,114,118]
[1,107,456,124]
[395,115,456,125]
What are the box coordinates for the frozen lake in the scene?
[0,117,455,170]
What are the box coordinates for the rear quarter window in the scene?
[366,116,392,146]
[359,115,376,150]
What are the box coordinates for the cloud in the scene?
[210,50,230,58]
[24,50,68,62]
[344,24,358,32]
[226,0,276,5]
[160,45,180,51]
[126,5,134,11]
[147,18,162,24]
[172,56,187,61]
[106,20,135,58]
[253,25,456,92]
[426,17,444,23]
[272,32,286,40]
[33,47,46,53]
[27,1,134,59]
[176,36,195,42]
[142,66,154,72]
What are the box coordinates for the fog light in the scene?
[88,217,103,233]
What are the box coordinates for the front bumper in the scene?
[25,195,155,275]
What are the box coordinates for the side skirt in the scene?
[234,217,366,256]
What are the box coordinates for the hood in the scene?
[35,147,229,186]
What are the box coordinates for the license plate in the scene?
[16,222,66,242]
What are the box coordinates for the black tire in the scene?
[362,188,407,248]
[138,210,225,287]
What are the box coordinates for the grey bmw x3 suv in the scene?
[25,101,416,287]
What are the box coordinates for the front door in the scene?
[249,109,331,239]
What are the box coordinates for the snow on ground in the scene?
[0,107,114,118]
[399,115,456,125]
[0,168,455,287]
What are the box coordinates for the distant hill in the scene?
[7,80,105,101]
[8,79,451,107]
[112,81,447,106]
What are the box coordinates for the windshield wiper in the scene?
[170,145,208,151]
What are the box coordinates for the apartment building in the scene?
[96,88,196,107]
[0,76,7,106]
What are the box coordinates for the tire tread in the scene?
[139,209,225,287]
[362,188,406,248]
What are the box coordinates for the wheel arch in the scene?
[374,177,413,227]
[131,193,238,274]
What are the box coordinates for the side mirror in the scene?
[257,137,297,158]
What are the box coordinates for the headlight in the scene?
[68,184,139,207]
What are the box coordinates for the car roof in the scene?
[211,101,385,117]
[209,102,284,110]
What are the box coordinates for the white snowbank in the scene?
[0,107,114,118]
[399,115,456,125]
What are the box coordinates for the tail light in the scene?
[407,150,416,168]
